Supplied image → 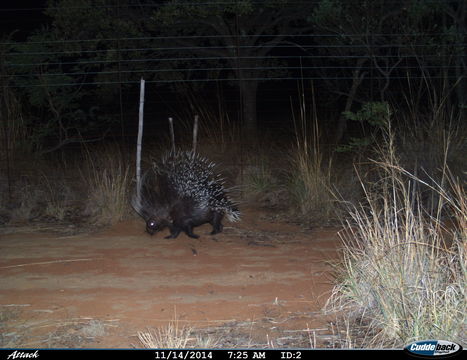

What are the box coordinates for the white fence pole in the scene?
[136,78,145,202]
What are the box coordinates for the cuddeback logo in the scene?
[405,340,463,358]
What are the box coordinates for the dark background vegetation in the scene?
[0,0,465,225]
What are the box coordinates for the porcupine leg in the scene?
[210,211,224,235]
[181,218,199,238]
[168,219,200,239]
[184,225,200,239]
[165,224,181,239]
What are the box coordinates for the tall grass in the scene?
[287,87,336,223]
[397,111,466,215]
[81,145,132,226]
[288,143,334,222]
[174,89,241,153]
[40,172,74,221]
[327,117,466,347]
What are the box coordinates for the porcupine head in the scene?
[131,168,174,235]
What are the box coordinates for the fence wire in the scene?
[2,40,465,87]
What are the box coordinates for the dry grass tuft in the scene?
[326,118,466,348]
[138,321,193,349]
[287,88,336,223]
[137,319,221,349]
[81,145,132,226]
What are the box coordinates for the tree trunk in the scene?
[239,79,258,142]
[334,59,366,144]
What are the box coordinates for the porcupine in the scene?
[132,150,240,239]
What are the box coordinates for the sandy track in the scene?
[0,207,341,348]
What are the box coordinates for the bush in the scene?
[327,119,466,348]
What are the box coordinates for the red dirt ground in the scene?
[0,207,342,348]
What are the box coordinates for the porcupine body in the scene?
[132,150,240,239]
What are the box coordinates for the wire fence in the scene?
[1,33,465,126]
[2,31,464,88]
[2,48,465,87]
[1,2,465,175]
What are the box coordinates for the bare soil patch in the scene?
[0,207,341,348]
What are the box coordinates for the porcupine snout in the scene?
[146,218,158,235]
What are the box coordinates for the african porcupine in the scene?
[132,150,240,239]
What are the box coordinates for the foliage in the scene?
[0,34,28,153]
[336,102,390,152]
[150,0,312,133]
[4,0,314,150]
[342,102,390,128]
[7,0,147,153]
[2,0,465,151]
[311,0,466,142]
